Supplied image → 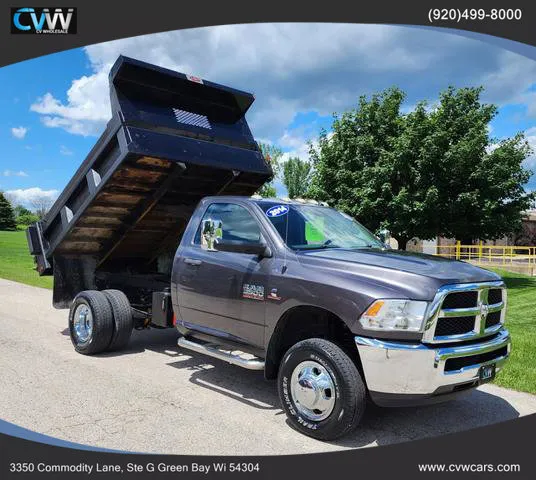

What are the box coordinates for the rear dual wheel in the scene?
[69,290,133,355]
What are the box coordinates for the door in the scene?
[175,202,270,348]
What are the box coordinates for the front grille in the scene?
[444,346,508,372]
[485,311,502,328]
[488,288,502,305]
[442,291,478,309]
[425,283,506,344]
[436,316,475,336]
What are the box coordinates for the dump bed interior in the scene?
[27,56,272,307]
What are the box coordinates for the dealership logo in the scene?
[11,7,77,34]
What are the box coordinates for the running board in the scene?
[177,337,265,370]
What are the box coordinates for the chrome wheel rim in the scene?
[73,304,93,343]
[290,360,336,421]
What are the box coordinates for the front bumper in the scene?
[355,328,510,407]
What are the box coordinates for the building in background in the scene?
[403,210,536,253]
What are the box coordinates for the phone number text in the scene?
[428,8,522,23]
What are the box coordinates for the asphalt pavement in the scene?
[1,278,535,455]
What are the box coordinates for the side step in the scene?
[178,337,265,371]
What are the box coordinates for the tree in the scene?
[14,205,32,219]
[283,156,312,198]
[17,212,39,227]
[3,192,16,207]
[512,220,536,246]
[256,183,277,198]
[0,192,17,231]
[256,142,283,198]
[425,88,533,245]
[309,86,535,249]
[29,194,54,219]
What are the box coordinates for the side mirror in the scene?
[214,240,272,258]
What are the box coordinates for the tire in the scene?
[277,338,366,440]
[103,289,133,352]
[69,290,114,355]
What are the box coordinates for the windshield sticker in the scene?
[266,205,289,218]
[305,220,324,243]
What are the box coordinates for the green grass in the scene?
[0,231,534,393]
[0,230,52,289]
[488,268,536,394]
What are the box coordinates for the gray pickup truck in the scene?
[27,56,510,440]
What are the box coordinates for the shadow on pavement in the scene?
[333,389,519,448]
[94,327,181,357]
[84,328,522,448]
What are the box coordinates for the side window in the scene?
[194,203,262,247]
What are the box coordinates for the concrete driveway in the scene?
[1,278,535,455]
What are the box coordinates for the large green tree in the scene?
[309,86,534,249]
[283,156,312,198]
[0,192,17,231]
[256,142,283,198]
[14,205,32,218]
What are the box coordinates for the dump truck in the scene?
[27,56,511,440]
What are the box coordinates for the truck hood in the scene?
[297,248,500,284]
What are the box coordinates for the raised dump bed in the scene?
[27,56,272,308]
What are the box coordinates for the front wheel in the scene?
[278,338,366,440]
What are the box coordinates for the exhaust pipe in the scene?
[178,337,265,371]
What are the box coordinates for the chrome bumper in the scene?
[355,328,510,397]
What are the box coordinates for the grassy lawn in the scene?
[0,230,52,289]
[0,230,535,393]
[489,268,536,394]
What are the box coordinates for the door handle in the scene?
[184,258,202,266]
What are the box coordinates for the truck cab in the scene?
[27,56,510,441]
[168,195,509,438]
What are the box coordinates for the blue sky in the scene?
[1,24,536,206]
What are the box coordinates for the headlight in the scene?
[359,299,428,332]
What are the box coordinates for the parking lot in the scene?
[1,278,536,455]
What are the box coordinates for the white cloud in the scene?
[479,51,536,112]
[524,92,536,118]
[60,145,73,155]
[30,69,110,136]
[2,170,28,177]
[4,187,59,208]
[525,127,536,170]
[11,126,28,139]
[278,130,313,162]
[29,24,536,141]
[277,129,335,163]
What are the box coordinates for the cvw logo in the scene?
[11,7,77,34]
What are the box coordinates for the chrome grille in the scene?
[441,291,478,309]
[423,281,507,344]
[485,311,502,328]
[488,288,502,305]
[435,316,476,336]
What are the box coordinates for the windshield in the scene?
[257,201,384,250]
